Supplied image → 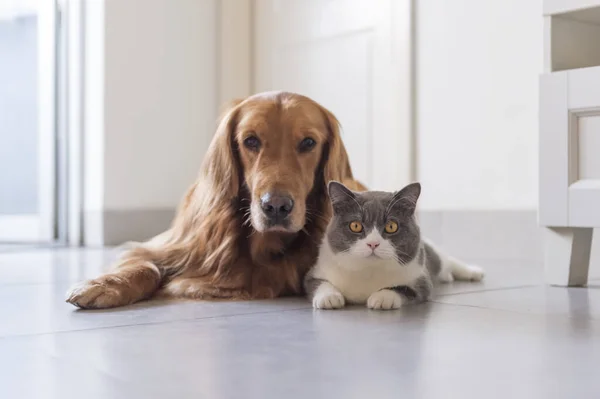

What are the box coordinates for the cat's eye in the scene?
[385,220,398,234]
[349,221,363,233]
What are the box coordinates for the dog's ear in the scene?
[200,99,244,202]
[319,105,353,185]
[157,100,247,280]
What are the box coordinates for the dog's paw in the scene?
[66,276,129,309]
[313,291,345,310]
[367,290,403,310]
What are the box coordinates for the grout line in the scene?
[0,305,313,341]
[435,283,543,297]
[430,299,599,323]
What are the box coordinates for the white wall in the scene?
[416,0,543,211]
[84,0,219,216]
[103,0,217,210]
[81,0,224,244]
[78,0,543,243]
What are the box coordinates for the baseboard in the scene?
[417,210,544,262]
[418,210,600,279]
[83,208,175,246]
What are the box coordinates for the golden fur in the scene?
[66,92,366,309]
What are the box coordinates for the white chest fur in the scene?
[311,241,426,304]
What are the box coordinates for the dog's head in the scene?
[201,92,352,234]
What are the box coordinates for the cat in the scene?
[304,181,484,310]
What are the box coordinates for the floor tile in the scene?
[2,303,598,399]
[0,282,310,337]
[0,247,599,398]
[0,248,548,337]
[0,337,136,399]
[0,248,117,286]
[436,285,600,320]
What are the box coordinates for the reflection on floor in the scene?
[0,248,598,399]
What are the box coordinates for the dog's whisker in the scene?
[305,210,329,224]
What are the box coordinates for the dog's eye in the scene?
[298,137,316,153]
[243,136,261,151]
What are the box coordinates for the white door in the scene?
[254,0,412,190]
[0,1,56,242]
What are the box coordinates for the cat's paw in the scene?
[437,269,454,283]
[313,291,346,310]
[367,290,403,310]
[449,263,485,282]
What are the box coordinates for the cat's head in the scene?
[326,181,422,264]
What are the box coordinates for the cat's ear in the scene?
[391,182,421,216]
[328,181,356,207]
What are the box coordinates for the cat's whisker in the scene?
[391,247,412,257]
[301,228,323,246]
[307,209,328,218]
[337,247,352,255]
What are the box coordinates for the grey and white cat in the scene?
[304,181,484,310]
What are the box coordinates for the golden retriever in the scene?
[66,91,366,308]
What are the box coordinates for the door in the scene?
[0,1,57,242]
[254,0,413,190]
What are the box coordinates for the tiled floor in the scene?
[1,248,599,399]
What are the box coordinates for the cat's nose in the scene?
[367,242,380,250]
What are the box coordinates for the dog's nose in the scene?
[261,193,294,223]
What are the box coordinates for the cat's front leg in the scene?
[367,285,422,310]
[306,278,346,310]
[366,289,405,310]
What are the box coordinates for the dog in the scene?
[66,91,367,308]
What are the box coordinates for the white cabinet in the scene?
[540,2,600,285]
